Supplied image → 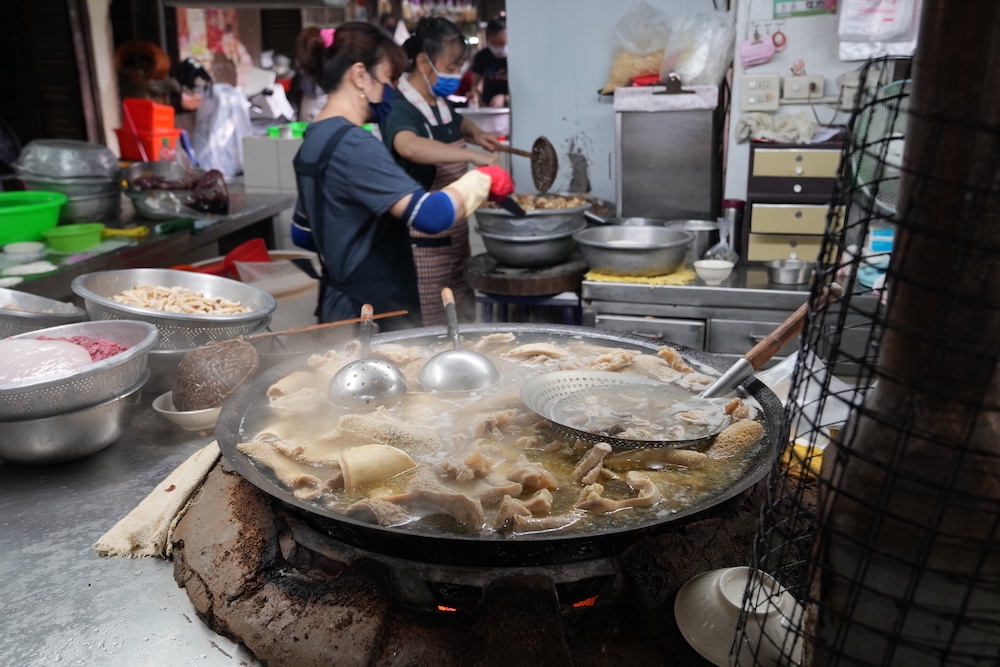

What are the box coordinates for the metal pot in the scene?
[476,223,585,268]
[766,259,815,285]
[574,225,693,277]
[61,190,122,223]
[668,220,720,265]
[475,201,591,237]
[216,323,783,567]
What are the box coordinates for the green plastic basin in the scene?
[0,191,68,244]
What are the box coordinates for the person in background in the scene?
[291,22,513,328]
[295,26,331,121]
[470,15,508,108]
[381,16,501,326]
[380,13,398,38]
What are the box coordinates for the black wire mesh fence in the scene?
[731,2,1000,664]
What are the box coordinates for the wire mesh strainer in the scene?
[0,287,87,338]
[520,370,731,449]
[1,320,158,420]
[71,269,276,350]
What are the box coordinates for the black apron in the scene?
[293,124,422,331]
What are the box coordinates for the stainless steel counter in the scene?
[0,401,260,666]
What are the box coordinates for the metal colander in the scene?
[71,269,276,350]
[520,370,731,450]
[1,320,159,420]
[0,287,87,338]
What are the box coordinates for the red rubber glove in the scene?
[476,165,515,202]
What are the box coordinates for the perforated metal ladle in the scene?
[328,304,408,408]
[418,288,501,392]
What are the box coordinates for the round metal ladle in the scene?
[418,288,501,392]
[495,136,558,194]
[328,304,408,408]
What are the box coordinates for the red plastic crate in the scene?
[115,127,182,161]
[122,98,175,132]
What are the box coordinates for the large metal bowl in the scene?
[475,201,591,238]
[0,287,87,338]
[0,369,146,465]
[477,222,585,268]
[574,225,694,277]
[72,269,276,350]
[61,190,122,223]
[2,320,158,420]
[14,139,120,180]
[123,161,206,221]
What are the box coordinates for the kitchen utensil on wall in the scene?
[417,287,501,392]
[327,304,408,408]
[495,136,558,194]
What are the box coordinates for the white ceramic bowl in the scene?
[693,259,735,285]
[674,566,803,666]
[152,391,221,432]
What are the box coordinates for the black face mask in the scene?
[369,82,395,123]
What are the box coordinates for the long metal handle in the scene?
[441,287,461,350]
[359,303,374,359]
[246,309,408,342]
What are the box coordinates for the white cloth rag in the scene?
[93,441,221,559]
[736,111,817,144]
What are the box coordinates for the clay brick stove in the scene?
[171,459,770,666]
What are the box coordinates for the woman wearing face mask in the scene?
[292,22,513,329]
[381,16,501,326]
[471,15,509,108]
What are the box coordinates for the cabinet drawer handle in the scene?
[794,166,804,175]
[793,184,803,193]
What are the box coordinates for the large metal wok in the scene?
[216,323,784,567]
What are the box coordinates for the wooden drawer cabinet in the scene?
[742,138,844,264]
[751,147,841,178]
[750,203,843,235]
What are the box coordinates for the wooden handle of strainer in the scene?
[494,145,534,158]
[243,309,408,342]
[743,283,843,370]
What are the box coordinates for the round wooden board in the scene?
[465,252,588,296]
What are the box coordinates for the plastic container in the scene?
[43,223,105,253]
[0,191,68,244]
[115,128,183,161]
[122,98,175,132]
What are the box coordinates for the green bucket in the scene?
[0,191,68,245]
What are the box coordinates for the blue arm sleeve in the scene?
[403,189,456,234]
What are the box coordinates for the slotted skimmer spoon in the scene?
[327,304,408,408]
[521,283,844,449]
[418,287,501,392]
[495,136,558,194]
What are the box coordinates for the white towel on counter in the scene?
[93,441,221,558]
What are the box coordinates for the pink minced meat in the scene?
[37,335,129,361]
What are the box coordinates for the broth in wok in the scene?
[234,331,767,538]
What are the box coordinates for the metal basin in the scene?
[475,201,591,237]
[476,222,585,268]
[574,225,693,276]
[0,369,146,465]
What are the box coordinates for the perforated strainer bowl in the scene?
[71,269,276,350]
[0,287,87,338]
[2,320,158,420]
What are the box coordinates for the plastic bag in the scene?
[192,84,253,179]
[704,210,740,263]
[838,0,919,42]
[659,11,736,86]
[600,1,671,94]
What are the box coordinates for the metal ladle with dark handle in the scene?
[328,304,408,408]
[418,288,501,392]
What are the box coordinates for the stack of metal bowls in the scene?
[71,268,277,394]
[14,139,122,223]
[0,320,158,464]
[474,199,591,268]
[0,287,87,338]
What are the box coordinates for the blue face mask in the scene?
[368,82,395,122]
[425,56,462,98]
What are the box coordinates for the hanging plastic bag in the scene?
[192,83,253,179]
[704,211,740,263]
[600,1,672,94]
[659,11,736,86]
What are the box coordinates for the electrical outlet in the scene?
[742,74,780,111]
[783,75,825,100]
